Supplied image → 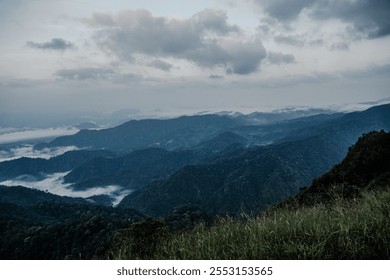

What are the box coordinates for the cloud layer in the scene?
[87,9,266,74]
[253,0,390,39]
[0,172,132,206]
[0,145,79,162]
[56,68,114,80]
[0,127,79,144]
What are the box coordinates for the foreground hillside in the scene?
[147,189,389,259]
[112,131,390,259]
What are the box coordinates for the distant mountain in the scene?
[0,185,88,207]
[36,114,242,152]
[192,132,248,152]
[280,103,390,143]
[64,148,204,191]
[119,104,390,216]
[63,134,249,191]
[118,133,343,216]
[241,108,338,125]
[231,112,345,146]
[0,149,116,181]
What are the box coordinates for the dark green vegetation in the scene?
[292,130,390,206]
[149,189,389,259]
[0,187,143,259]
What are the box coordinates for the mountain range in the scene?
[0,104,389,216]
[0,103,389,259]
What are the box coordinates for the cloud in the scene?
[26,38,75,50]
[56,67,114,80]
[252,0,390,39]
[0,145,79,162]
[192,8,241,34]
[0,127,79,145]
[329,42,350,51]
[274,35,305,47]
[310,0,390,39]
[256,0,314,22]
[342,63,390,79]
[148,59,174,72]
[87,9,266,74]
[267,51,295,64]
[208,74,224,79]
[0,172,132,206]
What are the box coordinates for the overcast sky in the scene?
[0,0,389,127]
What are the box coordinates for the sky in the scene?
[0,0,390,127]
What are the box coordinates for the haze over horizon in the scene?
[1,0,389,128]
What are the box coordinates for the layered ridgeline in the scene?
[35,114,243,151]
[120,131,389,260]
[0,104,389,210]
[118,104,390,216]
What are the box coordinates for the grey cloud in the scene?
[225,40,266,74]
[342,64,390,79]
[192,9,241,34]
[311,0,390,39]
[208,74,224,79]
[56,68,114,80]
[267,52,295,64]
[111,73,143,84]
[148,59,174,72]
[255,0,314,22]
[26,38,75,50]
[274,35,305,47]
[88,9,265,75]
[185,40,266,74]
[252,0,390,39]
[329,42,350,51]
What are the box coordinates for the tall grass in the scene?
[151,189,390,259]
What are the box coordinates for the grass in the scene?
[113,188,390,259]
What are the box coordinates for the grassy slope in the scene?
[155,189,389,259]
[115,188,389,260]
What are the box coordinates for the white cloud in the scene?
[0,172,133,206]
[0,145,79,162]
[0,127,79,144]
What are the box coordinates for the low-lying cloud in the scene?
[0,145,79,163]
[0,172,132,206]
[0,127,79,144]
